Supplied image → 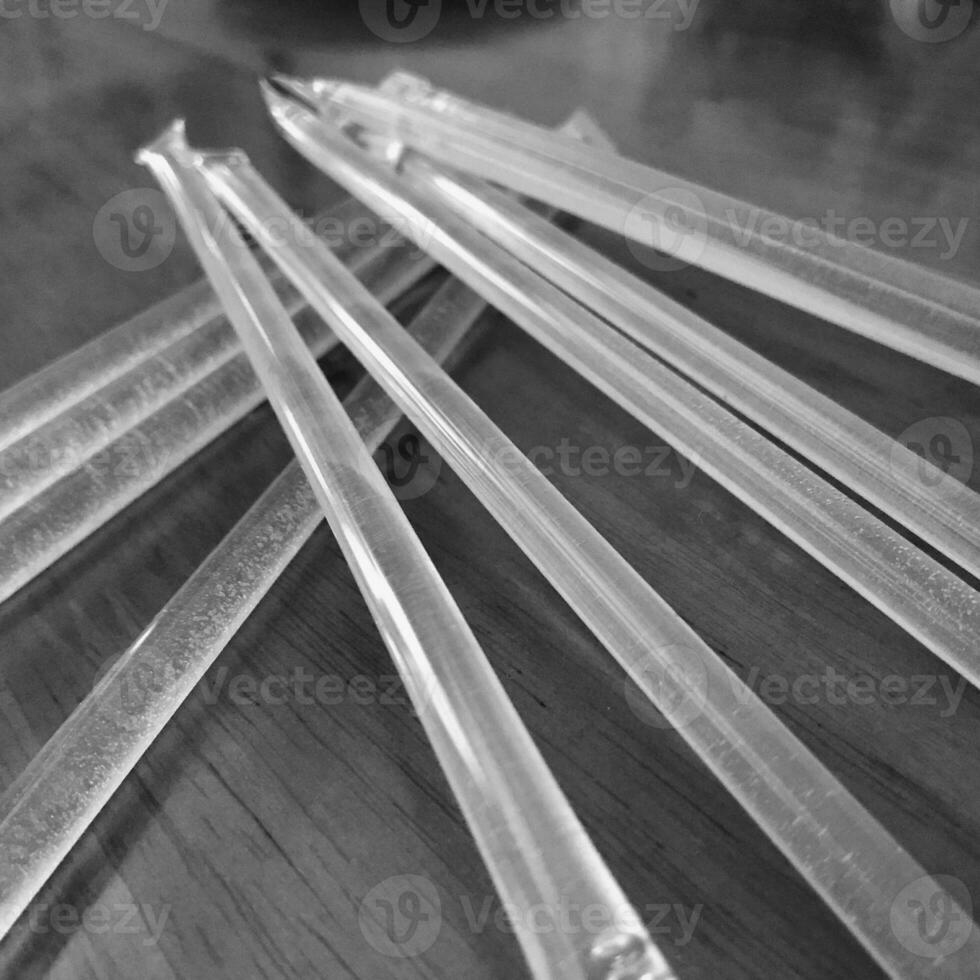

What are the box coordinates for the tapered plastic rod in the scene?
[0,229,425,525]
[0,112,592,607]
[264,91,980,694]
[215,111,978,978]
[0,263,489,958]
[0,115,593,955]
[393,154,980,583]
[283,73,980,386]
[140,122,670,980]
[0,196,380,455]
[0,244,427,606]
[0,156,577,952]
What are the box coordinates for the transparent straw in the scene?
[140,122,671,980]
[0,196,375,455]
[0,108,600,607]
[284,74,980,387]
[0,252,486,959]
[0,243,428,606]
[0,113,596,957]
[395,155,980,583]
[217,109,980,978]
[264,91,980,693]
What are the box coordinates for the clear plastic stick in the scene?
[285,74,980,387]
[0,254,488,959]
[264,91,980,694]
[395,156,980,583]
[0,196,376,455]
[0,243,428,606]
[0,117,591,956]
[140,122,671,980]
[218,109,979,979]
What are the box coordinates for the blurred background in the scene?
[1,0,978,388]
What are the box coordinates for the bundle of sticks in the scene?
[0,70,978,980]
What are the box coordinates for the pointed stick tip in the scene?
[135,118,189,166]
[260,77,307,122]
[377,70,434,99]
[263,74,323,109]
[560,109,617,152]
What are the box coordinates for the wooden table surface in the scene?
[1,2,979,978]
